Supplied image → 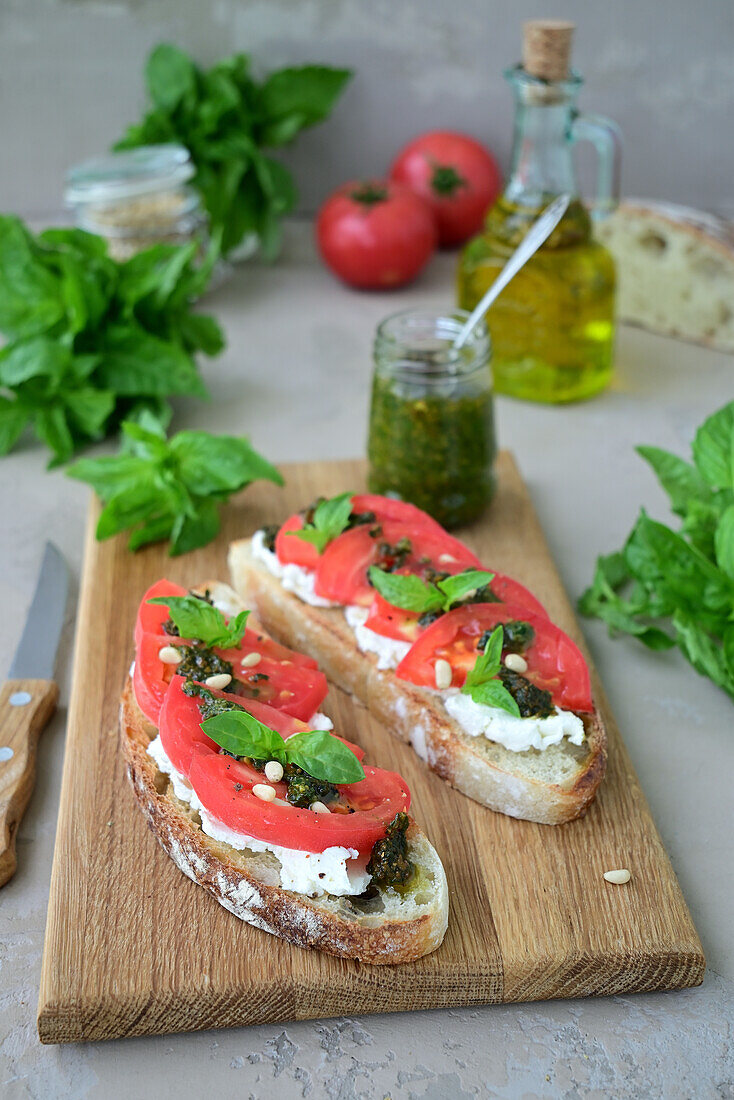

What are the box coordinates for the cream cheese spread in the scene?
[146,734,370,897]
[443,692,585,753]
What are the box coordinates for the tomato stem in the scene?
[430,163,466,197]
[350,182,389,206]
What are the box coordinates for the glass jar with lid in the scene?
[367,308,496,529]
[64,145,206,261]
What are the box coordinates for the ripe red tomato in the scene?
[390,131,502,247]
[395,603,593,713]
[316,180,436,289]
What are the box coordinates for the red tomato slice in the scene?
[315,521,482,606]
[134,579,186,646]
[134,627,328,727]
[364,571,548,642]
[275,514,321,569]
[159,677,403,855]
[396,603,593,712]
[350,494,447,534]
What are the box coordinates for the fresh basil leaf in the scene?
[146,43,197,112]
[67,453,151,499]
[96,480,176,540]
[292,491,354,553]
[692,401,734,491]
[34,407,75,467]
[95,325,208,398]
[127,514,175,552]
[714,504,734,580]
[202,710,286,763]
[64,386,116,439]
[169,431,283,495]
[437,570,496,607]
[168,496,222,557]
[175,311,225,357]
[367,567,443,614]
[672,609,734,699]
[258,66,352,146]
[0,398,30,456]
[0,215,65,339]
[636,444,711,518]
[116,241,199,311]
[0,337,71,387]
[465,679,521,717]
[284,729,365,785]
[464,625,503,690]
[147,594,248,648]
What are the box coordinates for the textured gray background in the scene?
[1,0,734,219]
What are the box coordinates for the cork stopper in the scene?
[522,20,574,81]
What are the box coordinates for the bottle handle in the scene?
[571,112,622,220]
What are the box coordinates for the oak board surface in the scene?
[37,454,705,1043]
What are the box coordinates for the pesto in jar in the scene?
[367,309,496,529]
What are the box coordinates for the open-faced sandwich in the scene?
[229,493,607,825]
[121,578,448,963]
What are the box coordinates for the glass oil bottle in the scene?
[457,21,621,403]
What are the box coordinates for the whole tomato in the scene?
[390,131,502,247]
[316,180,436,289]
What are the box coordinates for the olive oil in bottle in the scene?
[457,21,621,403]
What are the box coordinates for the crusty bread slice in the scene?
[120,586,449,965]
[595,200,734,351]
[228,541,607,826]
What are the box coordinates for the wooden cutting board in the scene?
[37,454,705,1043]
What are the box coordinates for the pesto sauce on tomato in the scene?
[367,371,496,529]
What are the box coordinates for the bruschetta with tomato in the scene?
[121,578,448,963]
[228,493,607,825]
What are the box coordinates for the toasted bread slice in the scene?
[228,541,607,826]
[120,584,449,965]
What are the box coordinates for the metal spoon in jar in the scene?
[453,193,571,350]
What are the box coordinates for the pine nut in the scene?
[158,645,182,665]
[603,868,631,885]
[439,554,456,564]
[264,760,284,783]
[241,651,262,668]
[205,673,232,690]
[434,658,453,690]
[504,653,528,673]
[310,801,330,814]
[252,783,276,802]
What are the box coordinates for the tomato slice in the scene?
[275,514,321,569]
[364,571,548,643]
[350,494,447,534]
[314,521,483,606]
[134,579,186,646]
[134,628,328,727]
[159,677,405,855]
[395,602,593,712]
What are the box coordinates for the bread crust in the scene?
[120,680,448,964]
[229,541,607,826]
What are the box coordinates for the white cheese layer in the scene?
[252,528,338,607]
[443,692,585,753]
[146,734,369,897]
[344,606,412,671]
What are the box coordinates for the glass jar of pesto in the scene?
[368,308,496,528]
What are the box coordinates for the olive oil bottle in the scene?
[457,21,621,403]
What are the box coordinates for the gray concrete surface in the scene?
[1,225,734,1097]
[2,0,734,220]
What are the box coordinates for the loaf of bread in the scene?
[595,200,734,352]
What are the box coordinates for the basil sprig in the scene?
[461,626,520,717]
[290,491,354,554]
[368,567,496,615]
[148,595,249,648]
[202,710,365,785]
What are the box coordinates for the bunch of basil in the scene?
[0,216,223,466]
[580,401,734,700]
[115,44,351,258]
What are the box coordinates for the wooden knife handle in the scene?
[0,679,58,888]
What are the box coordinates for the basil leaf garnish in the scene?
[461,625,520,718]
[201,710,366,786]
[283,729,365,784]
[148,594,249,648]
[290,491,354,554]
[202,710,286,762]
[368,566,495,616]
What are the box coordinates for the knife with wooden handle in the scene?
[0,543,68,887]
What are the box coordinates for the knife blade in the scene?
[1,542,69,887]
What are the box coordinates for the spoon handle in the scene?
[454,194,571,349]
